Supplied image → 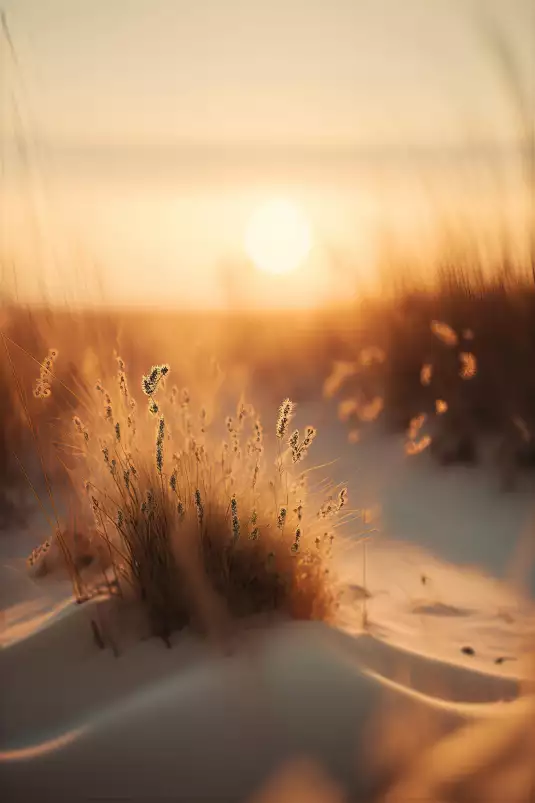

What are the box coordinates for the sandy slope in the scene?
[335,536,535,685]
[0,594,520,803]
[303,403,535,674]
[1,425,535,801]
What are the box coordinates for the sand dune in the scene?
[0,598,511,802]
[2,428,534,801]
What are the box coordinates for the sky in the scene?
[4,0,534,149]
[1,0,534,307]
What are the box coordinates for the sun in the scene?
[244,198,313,275]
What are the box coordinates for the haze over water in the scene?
[1,0,533,308]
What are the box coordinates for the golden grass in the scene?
[2,321,350,644]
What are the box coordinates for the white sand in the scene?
[1,424,534,801]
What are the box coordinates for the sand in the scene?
[1,424,534,801]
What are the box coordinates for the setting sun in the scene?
[244,198,313,275]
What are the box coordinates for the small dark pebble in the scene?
[461,646,475,656]
[495,656,516,665]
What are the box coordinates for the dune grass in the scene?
[378,266,535,434]
[2,258,535,549]
[3,326,355,644]
[316,258,535,484]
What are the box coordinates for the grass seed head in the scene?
[142,364,169,397]
[431,320,459,347]
[459,352,477,380]
[337,487,348,510]
[194,488,204,526]
[231,494,240,541]
[73,415,90,442]
[156,416,165,465]
[276,398,295,439]
[420,363,433,386]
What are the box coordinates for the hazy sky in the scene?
[1,0,534,308]
[4,0,534,150]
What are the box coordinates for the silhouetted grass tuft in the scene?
[15,346,346,644]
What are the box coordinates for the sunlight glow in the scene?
[244,198,312,275]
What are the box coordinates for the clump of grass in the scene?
[31,354,347,644]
